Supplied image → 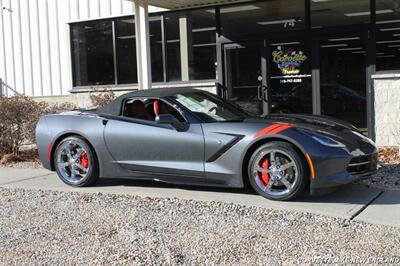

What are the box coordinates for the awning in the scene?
[137,0,251,10]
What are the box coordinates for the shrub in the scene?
[0,96,75,155]
[89,88,116,108]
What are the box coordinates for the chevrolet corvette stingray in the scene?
[36,88,378,200]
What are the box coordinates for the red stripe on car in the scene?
[254,124,282,138]
[254,124,294,138]
[268,124,294,135]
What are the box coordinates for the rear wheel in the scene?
[248,141,308,201]
[54,136,99,187]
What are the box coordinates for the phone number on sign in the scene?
[280,78,302,84]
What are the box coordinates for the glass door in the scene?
[224,42,268,116]
[266,39,313,114]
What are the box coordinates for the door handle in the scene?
[258,85,268,101]
[257,85,264,100]
[262,86,269,102]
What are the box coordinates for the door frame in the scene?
[222,41,269,116]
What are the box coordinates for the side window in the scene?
[123,98,186,123]
[123,98,154,121]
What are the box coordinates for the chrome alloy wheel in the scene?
[250,149,299,197]
[56,140,91,184]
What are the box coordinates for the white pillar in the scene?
[179,16,189,81]
[134,0,152,90]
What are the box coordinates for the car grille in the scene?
[347,153,378,177]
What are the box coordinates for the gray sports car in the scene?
[36,88,378,200]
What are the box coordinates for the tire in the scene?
[248,141,308,201]
[54,136,99,187]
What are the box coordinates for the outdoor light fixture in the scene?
[344,9,393,16]
[2,6,12,12]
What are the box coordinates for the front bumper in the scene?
[310,152,378,194]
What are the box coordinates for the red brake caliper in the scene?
[257,158,270,185]
[80,152,89,169]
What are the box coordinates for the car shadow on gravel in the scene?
[90,178,400,205]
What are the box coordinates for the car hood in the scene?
[245,114,375,155]
[260,114,357,132]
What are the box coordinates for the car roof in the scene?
[98,87,203,116]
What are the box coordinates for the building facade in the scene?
[0,0,163,96]
[1,0,400,144]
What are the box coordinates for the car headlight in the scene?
[311,134,345,148]
[301,130,345,148]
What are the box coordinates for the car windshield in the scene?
[172,92,250,122]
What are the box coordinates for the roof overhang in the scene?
[136,0,252,10]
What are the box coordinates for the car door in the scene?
[103,115,205,178]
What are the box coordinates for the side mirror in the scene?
[156,114,185,131]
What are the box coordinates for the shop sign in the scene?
[271,47,310,84]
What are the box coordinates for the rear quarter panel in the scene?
[36,113,119,177]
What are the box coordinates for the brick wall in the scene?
[373,72,400,147]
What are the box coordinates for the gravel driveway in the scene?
[1,188,399,265]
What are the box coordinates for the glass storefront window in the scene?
[311,0,371,28]
[150,17,164,82]
[220,0,305,36]
[375,0,400,71]
[116,18,137,84]
[165,14,182,81]
[187,9,217,80]
[71,20,115,86]
[319,35,367,129]
[268,41,312,114]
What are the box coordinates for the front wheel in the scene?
[248,141,308,201]
[54,136,99,187]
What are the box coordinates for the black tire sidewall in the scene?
[248,141,307,201]
[54,136,99,187]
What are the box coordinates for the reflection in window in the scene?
[187,9,216,80]
[150,17,164,82]
[220,1,305,36]
[71,21,114,86]
[376,0,400,71]
[311,0,370,28]
[319,35,367,129]
[269,42,312,115]
[116,18,137,84]
[165,14,182,81]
